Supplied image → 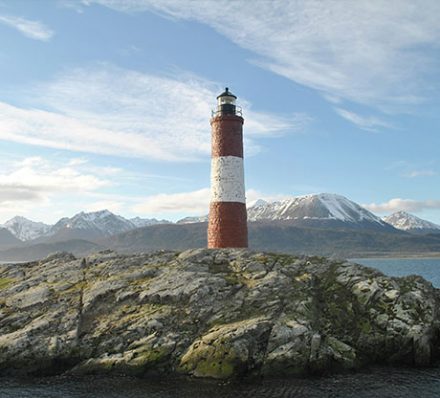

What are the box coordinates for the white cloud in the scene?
[0,156,111,222]
[0,158,137,223]
[0,15,54,41]
[0,65,304,161]
[364,198,440,214]
[88,0,440,110]
[335,108,392,131]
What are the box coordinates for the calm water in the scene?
[351,257,440,288]
[2,257,440,397]
[2,367,440,398]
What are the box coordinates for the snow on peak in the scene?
[250,199,268,208]
[247,193,385,224]
[383,211,440,231]
[51,210,172,236]
[73,209,115,222]
[179,193,386,226]
[52,209,135,235]
[177,215,208,224]
[2,216,51,241]
[130,217,171,228]
[2,210,172,241]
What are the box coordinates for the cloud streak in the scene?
[403,170,437,178]
[364,198,440,214]
[133,188,211,215]
[0,65,306,161]
[132,187,290,216]
[88,0,440,111]
[334,108,392,131]
[0,15,54,41]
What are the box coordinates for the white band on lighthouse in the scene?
[210,156,245,203]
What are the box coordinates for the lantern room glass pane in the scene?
[218,96,236,105]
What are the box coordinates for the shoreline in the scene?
[348,253,440,260]
[2,252,440,265]
[2,361,440,380]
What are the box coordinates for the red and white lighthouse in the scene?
[208,88,248,248]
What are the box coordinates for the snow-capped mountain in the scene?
[2,211,171,242]
[2,216,51,241]
[178,193,395,231]
[50,210,135,237]
[47,210,172,241]
[177,215,208,224]
[247,193,386,224]
[383,211,440,235]
[249,199,269,208]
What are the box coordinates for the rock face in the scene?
[0,249,439,379]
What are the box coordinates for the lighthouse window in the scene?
[219,96,236,105]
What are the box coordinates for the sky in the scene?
[0,0,439,224]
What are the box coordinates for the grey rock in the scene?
[0,249,440,379]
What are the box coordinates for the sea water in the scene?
[2,368,440,397]
[351,257,440,288]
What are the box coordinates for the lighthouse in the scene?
[208,88,248,248]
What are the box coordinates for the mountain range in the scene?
[1,193,439,261]
[178,193,439,233]
[0,210,170,243]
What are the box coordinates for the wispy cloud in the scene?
[0,15,54,41]
[133,188,211,215]
[364,198,440,214]
[59,0,86,14]
[133,187,290,216]
[0,64,307,161]
[334,108,392,131]
[88,0,440,111]
[386,160,438,178]
[403,169,437,178]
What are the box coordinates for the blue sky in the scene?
[0,0,439,224]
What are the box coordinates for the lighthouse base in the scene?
[208,202,248,248]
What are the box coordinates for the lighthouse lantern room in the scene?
[216,87,237,115]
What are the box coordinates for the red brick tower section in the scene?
[208,88,248,248]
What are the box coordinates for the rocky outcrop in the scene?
[0,249,439,378]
